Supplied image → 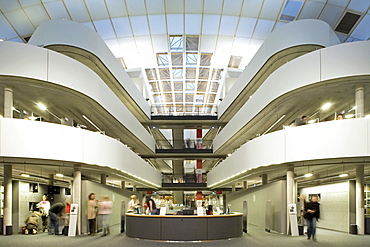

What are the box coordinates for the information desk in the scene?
[126,213,243,241]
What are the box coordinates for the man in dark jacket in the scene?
[304,195,320,241]
[48,202,65,235]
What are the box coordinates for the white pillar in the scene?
[355,85,364,118]
[232,185,236,192]
[72,165,82,235]
[4,86,13,118]
[287,165,295,234]
[101,174,107,185]
[3,164,12,235]
[133,185,137,192]
[356,164,364,234]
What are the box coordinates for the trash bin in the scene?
[350,224,357,234]
[298,225,304,235]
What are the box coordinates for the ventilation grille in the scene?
[335,12,361,34]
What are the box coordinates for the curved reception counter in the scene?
[126,213,243,241]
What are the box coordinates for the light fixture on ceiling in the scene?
[339,173,348,177]
[304,173,313,178]
[82,115,104,134]
[345,114,354,119]
[348,106,357,112]
[55,173,64,178]
[227,154,232,157]
[20,173,30,177]
[37,103,61,121]
[12,107,20,113]
[321,103,332,111]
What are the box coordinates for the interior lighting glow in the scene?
[21,173,30,177]
[321,103,332,110]
[227,154,231,157]
[345,114,354,119]
[365,115,370,119]
[308,120,316,124]
[55,173,64,178]
[304,173,313,178]
[37,103,47,110]
[339,173,348,177]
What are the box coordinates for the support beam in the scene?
[355,85,364,118]
[356,164,364,234]
[72,165,81,235]
[3,164,12,235]
[101,174,107,185]
[4,86,13,118]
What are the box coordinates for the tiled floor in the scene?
[1,224,370,247]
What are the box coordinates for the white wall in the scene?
[0,118,161,187]
[208,118,370,187]
[0,41,155,152]
[218,19,340,117]
[227,181,287,234]
[214,40,370,152]
[300,182,349,232]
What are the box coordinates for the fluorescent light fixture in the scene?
[339,173,348,177]
[55,173,64,178]
[321,103,332,110]
[12,107,20,113]
[304,173,313,178]
[345,114,354,119]
[21,173,30,177]
[308,120,316,124]
[349,106,357,112]
[37,103,47,110]
[227,153,232,157]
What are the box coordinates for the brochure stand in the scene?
[68,204,78,236]
[288,203,299,236]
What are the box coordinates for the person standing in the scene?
[48,202,65,235]
[304,195,320,241]
[98,195,113,237]
[146,196,159,215]
[127,195,139,213]
[87,193,98,235]
[36,194,50,232]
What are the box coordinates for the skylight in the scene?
[280,0,303,21]
[146,35,223,116]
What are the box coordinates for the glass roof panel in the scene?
[157,53,169,66]
[170,35,183,51]
[171,53,183,66]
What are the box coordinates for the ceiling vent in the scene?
[335,12,361,34]
[228,56,242,69]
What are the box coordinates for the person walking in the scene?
[98,195,113,236]
[87,193,98,235]
[304,195,320,241]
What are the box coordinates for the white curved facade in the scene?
[208,118,370,187]
[214,40,370,152]
[0,41,155,153]
[28,19,151,118]
[218,19,340,117]
[0,118,161,187]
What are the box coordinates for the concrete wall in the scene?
[80,180,139,234]
[300,182,349,232]
[226,180,287,234]
[12,181,69,233]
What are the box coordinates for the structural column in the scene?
[261,174,268,185]
[133,185,137,192]
[72,165,82,235]
[243,181,248,190]
[196,160,202,183]
[286,165,295,234]
[121,181,125,189]
[356,164,364,234]
[48,174,54,185]
[3,164,12,235]
[4,86,13,118]
[355,85,364,118]
[101,174,107,185]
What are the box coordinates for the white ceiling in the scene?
[0,0,369,114]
